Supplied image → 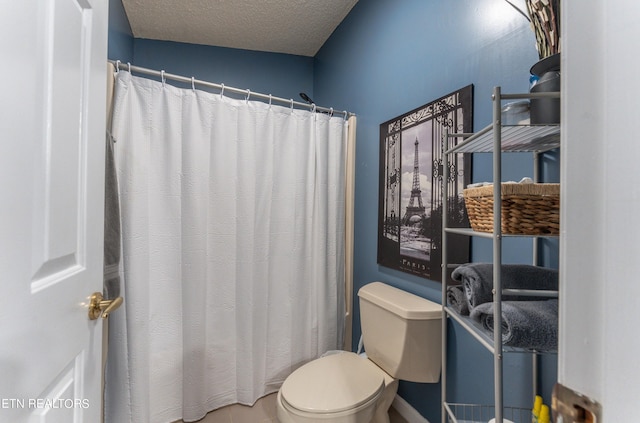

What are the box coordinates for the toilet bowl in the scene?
[276,352,397,423]
[276,282,442,423]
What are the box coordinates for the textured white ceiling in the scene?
[122,0,359,57]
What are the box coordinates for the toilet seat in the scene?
[280,352,385,415]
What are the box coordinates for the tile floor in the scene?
[174,393,409,423]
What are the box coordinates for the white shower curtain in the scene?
[105,71,347,423]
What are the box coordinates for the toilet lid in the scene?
[281,352,385,414]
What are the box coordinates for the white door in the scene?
[559,0,640,421]
[0,0,109,422]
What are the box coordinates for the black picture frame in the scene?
[377,85,473,281]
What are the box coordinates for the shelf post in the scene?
[532,151,540,400]
[441,129,449,423]
[492,86,504,423]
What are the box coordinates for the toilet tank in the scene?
[358,282,442,383]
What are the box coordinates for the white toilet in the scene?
[276,282,442,423]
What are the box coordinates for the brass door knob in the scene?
[88,292,123,320]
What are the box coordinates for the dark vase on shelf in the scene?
[530,53,561,124]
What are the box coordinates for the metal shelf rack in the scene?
[440,87,560,423]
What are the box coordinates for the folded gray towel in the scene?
[469,299,558,351]
[104,132,121,299]
[451,263,558,308]
[446,285,470,315]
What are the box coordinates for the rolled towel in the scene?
[469,299,558,351]
[446,285,470,315]
[451,263,558,309]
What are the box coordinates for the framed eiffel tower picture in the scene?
[377,85,473,281]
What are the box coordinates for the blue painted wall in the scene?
[314,0,557,421]
[108,0,313,102]
[108,0,134,62]
[106,0,559,421]
[130,39,315,102]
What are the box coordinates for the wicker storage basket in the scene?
[463,183,560,235]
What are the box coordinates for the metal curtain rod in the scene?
[109,60,353,118]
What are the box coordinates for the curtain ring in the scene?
[191,77,196,92]
[115,60,121,73]
[160,70,166,87]
[127,62,131,72]
[290,99,294,112]
[329,107,334,117]
[343,111,348,121]
[220,83,225,98]
[245,89,251,103]
[268,94,272,107]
